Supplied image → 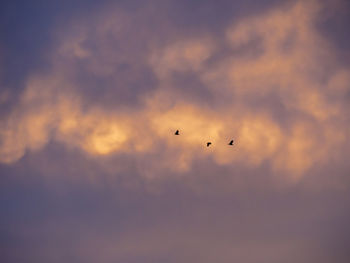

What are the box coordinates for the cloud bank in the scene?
[1,1,350,263]
[1,0,349,182]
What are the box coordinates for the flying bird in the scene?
[207,142,212,147]
[228,140,234,145]
[175,130,179,135]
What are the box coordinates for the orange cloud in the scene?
[0,0,349,182]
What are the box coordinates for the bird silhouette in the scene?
[207,142,212,147]
[228,140,234,145]
[175,130,179,135]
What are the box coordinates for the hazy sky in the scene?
[1,0,350,262]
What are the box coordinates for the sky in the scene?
[1,0,350,262]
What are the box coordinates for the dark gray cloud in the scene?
[1,158,350,263]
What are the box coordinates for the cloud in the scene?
[1,2,350,262]
[0,0,349,183]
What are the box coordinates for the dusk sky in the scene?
[1,0,350,262]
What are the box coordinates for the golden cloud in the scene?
[0,0,349,181]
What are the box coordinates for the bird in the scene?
[207,142,212,147]
[175,130,179,135]
[228,140,234,145]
